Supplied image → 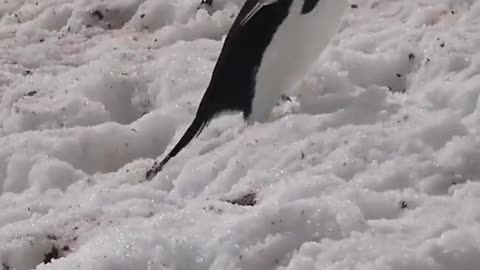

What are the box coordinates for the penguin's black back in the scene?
[147,0,294,178]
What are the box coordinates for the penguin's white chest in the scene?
[249,0,347,123]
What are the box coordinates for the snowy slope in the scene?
[1,0,480,269]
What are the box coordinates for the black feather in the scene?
[301,0,321,14]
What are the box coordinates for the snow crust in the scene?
[1,0,480,269]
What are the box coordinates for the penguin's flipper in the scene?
[146,114,210,179]
[240,0,278,25]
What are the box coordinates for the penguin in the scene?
[146,0,348,179]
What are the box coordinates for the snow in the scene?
[1,0,480,269]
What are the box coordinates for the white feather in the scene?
[248,0,349,123]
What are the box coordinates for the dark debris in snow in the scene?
[226,192,257,206]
